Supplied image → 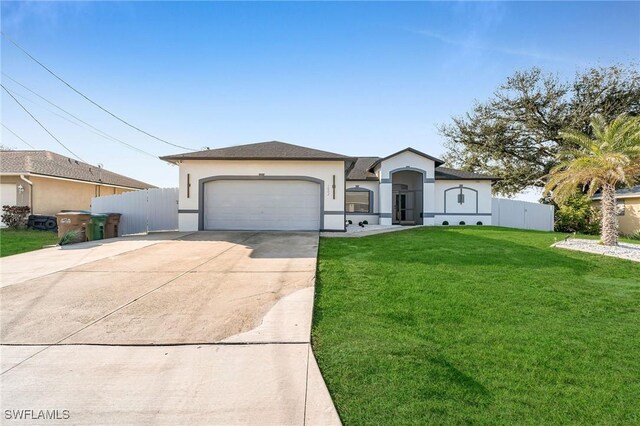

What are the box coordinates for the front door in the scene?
[393,192,415,224]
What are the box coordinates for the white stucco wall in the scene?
[346,180,380,225]
[377,151,436,179]
[176,159,346,231]
[371,151,493,226]
[374,151,437,225]
[434,180,493,225]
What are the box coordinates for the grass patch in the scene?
[313,226,640,424]
[0,229,59,257]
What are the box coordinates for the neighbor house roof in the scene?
[368,147,445,170]
[592,185,640,200]
[434,167,500,181]
[0,150,155,189]
[160,141,355,162]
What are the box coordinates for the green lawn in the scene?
[0,229,59,257]
[313,226,640,425]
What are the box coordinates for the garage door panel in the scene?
[204,180,320,231]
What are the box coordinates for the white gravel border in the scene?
[553,238,640,262]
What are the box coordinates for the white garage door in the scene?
[204,180,321,231]
[1,184,17,228]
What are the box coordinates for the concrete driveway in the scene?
[0,232,340,425]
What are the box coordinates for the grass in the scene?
[0,228,59,257]
[313,226,640,425]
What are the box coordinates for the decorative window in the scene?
[346,190,371,213]
[457,193,465,204]
[616,200,625,216]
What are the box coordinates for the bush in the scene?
[623,230,640,240]
[442,221,449,226]
[1,205,31,229]
[58,229,83,246]
[362,220,368,225]
[476,221,483,226]
[553,193,601,234]
[459,221,466,225]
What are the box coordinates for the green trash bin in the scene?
[87,214,108,241]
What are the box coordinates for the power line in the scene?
[2,75,159,159]
[1,123,36,149]
[1,84,85,162]
[1,32,197,152]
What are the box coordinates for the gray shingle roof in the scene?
[435,167,500,180]
[346,157,380,180]
[0,150,155,189]
[345,159,498,181]
[161,141,354,162]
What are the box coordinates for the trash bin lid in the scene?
[90,214,109,224]
[56,211,91,217]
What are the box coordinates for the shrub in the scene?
[476,221,483,226]
[1,205,31,229]
[459,221,466,225]
[623,230,640,240]
[59,229,83,246]
[442,221,449,226]
[362,220,368,225]
[553,193,601,234]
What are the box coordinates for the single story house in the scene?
[0,150,155,222]
[592,185,640,236]
[161,141,498,232]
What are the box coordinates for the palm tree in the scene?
[545,113,640,246]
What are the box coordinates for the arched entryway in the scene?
[390,169,424,225]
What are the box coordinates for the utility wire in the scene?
[2,75,159,159]
[1,32,197,151]
[1,84,85,162]
[6,86,157,159]
[1,123,36,149]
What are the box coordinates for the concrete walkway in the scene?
[0,232,340,425]
[322,224,424,238]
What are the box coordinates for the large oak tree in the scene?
[440,65,640,195]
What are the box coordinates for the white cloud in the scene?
[408,28,577,64]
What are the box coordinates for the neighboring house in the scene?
[161,141,498,232]
[0,150,155,221]
[592,185,640,236]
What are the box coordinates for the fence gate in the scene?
[491,198,554,232]
[91,188,178,236]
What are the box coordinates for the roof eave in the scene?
[346,177,379,181]
[160,156,356,162]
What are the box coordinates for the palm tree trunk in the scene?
[600,183,618,246]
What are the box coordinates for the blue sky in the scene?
[1,1,638,194]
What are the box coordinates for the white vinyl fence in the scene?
[492,198,554,232]
[91,188,179,236]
